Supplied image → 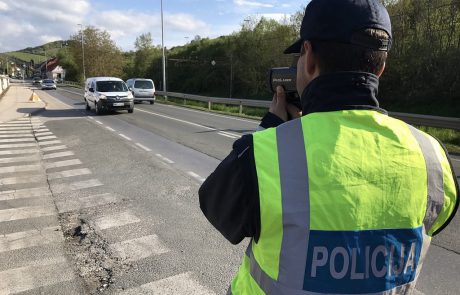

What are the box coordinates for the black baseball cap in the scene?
[284,0,392,54]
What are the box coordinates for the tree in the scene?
[69,26,125,81]
[132,33,161,78]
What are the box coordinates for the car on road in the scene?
[84,77,134,115]
[33,77,42,85]
[126,78,155,105]
[41,79,57,90]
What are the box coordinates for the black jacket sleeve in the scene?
[199,112,285,245]
[199,134,260,244]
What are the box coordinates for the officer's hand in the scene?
[287,103,302,119]
[269,86,288,121]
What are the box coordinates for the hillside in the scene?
[3,40,66,64]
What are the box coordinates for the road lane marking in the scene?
[38,140,62,146]
[41,145,67,152]
[0,164,42,174]
[0,257,74,294]
[94,211,141,230]
[136,108,216,131]
[106,126,116,132]
[119,134,132,141]
[34,131,53,136]
[0,148,38,155]
[0,138,35,143]
[0,130,31,134]
[88,116,94,120]
[45,159,82,170]
[43,151,75,159]
[0,155,40,164]
[0,175,45,186]
[136,143,151,151]
[55,193,116,213]
[116,272,215,295]
[451,158,459,163]
[0,143,36,149]
[0,134,34,138]
[0,205,56,222]
[95,120,103,125]
[0,187,50,201]
[0,124,32,127]
[47,168,92,180]
[68,179,103,191]
[36,135,57,141]
[0,127,32,131]
[155,154,174,164]
[110,235,170,262]
[187,171,206,182]
[0,226,63,253]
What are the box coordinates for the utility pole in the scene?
[161,0,167,100]
[78,24,86,81]
[229,53,233,98]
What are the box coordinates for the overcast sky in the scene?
[0,0,306,52]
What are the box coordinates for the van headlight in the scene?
[127,92,134,99]
[99,94,107,100]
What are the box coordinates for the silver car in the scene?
[126,78,156,104]
[41,79,57,90]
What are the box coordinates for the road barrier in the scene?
[156,91,460,130]
[0,75,10,96]
[59,82,459,130]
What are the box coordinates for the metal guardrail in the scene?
[156,91,460,130]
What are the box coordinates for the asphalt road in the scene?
[6,85,458,294]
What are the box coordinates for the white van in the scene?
[84,77,134,115]
[126,78,156,104]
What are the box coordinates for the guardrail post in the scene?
[239,102,243,115]
[208,100,211,110]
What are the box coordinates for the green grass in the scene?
[5,52,47,64]
[417,126,460,154]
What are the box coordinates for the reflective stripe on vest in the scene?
[407,125,445,233]
[243,119,445,294]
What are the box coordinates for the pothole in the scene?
[60,212,132,293]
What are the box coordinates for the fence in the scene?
[156,91,460,130]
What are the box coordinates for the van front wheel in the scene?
[128,108,134,114]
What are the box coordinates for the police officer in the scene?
[199,0,459,294]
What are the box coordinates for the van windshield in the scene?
[96,81,128,92]
[134,80,153,89]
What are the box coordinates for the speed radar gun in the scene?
[268,56,302,110]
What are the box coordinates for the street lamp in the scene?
[161,0,167,98]
[78,24,86,81]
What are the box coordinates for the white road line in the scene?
[106,126,116,132]
[218,130,241,138]
[36,135,57,141]
[0,148,38,156]
[136,143,151,151]
[0,155,40,164]
[34,131,53,136]
[0,226,63,253]
[110,235,170,262]
[0,164,42,174]
[0,134,34,138]
[94,211,141,230]
[155,154,175,164]
[55,193,116,213]
[217,132,238,139]
[0,130,31,134]
[0,205,56,222]
[0,127,31,131]
[38,140,62,146]
[119,134,132,141]
[452,158,460,163]
[88,116,95,120]
[0,143,36,149]
[0,257,74,294]
[117,272,215,295]
[136,108,216,131]
[187,171,206,182]
[41,145,67,152]
[0,175,45,186]
[0,124,32,127]
[0,138,35,143]
[95,120,103,125]
[45,159,82,170]
[68,179,103,191]
[0,187,50,201]
[47,168,92,180]
[42,151,74,159]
